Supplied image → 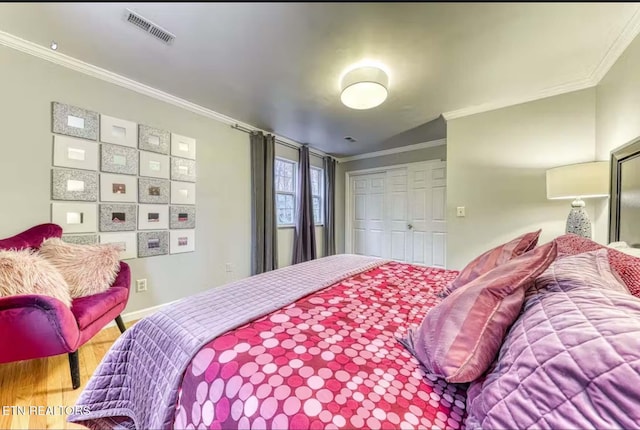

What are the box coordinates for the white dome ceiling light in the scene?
[340,66,389,110]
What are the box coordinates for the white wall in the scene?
[275,144,324,268]
[593,34,640,243]
[335,144,447,253]
[0,45,252,313]
[446,88,597,270]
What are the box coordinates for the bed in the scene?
[68,145,640,430]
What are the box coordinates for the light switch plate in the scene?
[456,206,466,217]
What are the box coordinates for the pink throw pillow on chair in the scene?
[440,229,541,297]
[0,249,72,307]
[401,240,557,383]
[38,238,121,299]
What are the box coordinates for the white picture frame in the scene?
[51,203,97,233]
[170,229,195,254]
[138,204,169,230]
[171,133,196,160]
[53,135,99,171]
[139,151,170,179]
[99,232,137,260]
[100,173,137,203]
[170,181,196,205]
[100,115,137,148]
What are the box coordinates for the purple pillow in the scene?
[441,229,541,297]
[466,249,640,429]
[401,241,557,383]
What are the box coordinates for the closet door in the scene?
[351,173,386,257]
[348,161,446,267]
[407,161,447,268]
[387,168,410,262]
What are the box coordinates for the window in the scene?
[275,158,296,226]
[275,158,324,227]
[311,166,324,225]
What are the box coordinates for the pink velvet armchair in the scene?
[0,224,131,389]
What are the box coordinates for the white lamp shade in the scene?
[340,66,389,110]
[546,161,609,200]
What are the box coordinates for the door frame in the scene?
[345,159,445,255]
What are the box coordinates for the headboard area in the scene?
[610,137,640,246]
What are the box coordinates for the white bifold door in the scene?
[349,160,447,268]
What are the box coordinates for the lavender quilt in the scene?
[466,250,640,429]
[67,255,387,430]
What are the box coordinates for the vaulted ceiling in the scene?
[0,3,638,156]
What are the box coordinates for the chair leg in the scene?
[68,351,80,390]
[115,315,126,334]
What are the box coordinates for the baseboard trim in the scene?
[103,300,178,330]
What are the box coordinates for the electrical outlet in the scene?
[225,263,233,273]
[136,279,148,292]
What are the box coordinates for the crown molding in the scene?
[336,138,446,163]
[589,5,640,84]
[443,6,640,121]
[0,29,307,150]
[441,77,594,121]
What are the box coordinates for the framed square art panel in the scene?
[99,204,137,232]
[138,204,169,230]
[170,206,196,229]
[51,203,97,233]
[138,231,169,257]
[51,168,98,201]
[61,234,98,245]
[170,181,196,205]
[100,173,137,203]
[52,102,98,140]
[100,115,137,148]
[171,133,196,160]
[99,232,137,260]
[101,143,138,175]
[139,151,170,179]
[139,125,170,155]
[139,178,170,204]
[171,158,196,182]
[53,135,99,171]
[170,229,195,254]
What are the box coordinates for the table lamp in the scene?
[546,161,609,238]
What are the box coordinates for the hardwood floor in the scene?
[0,321,134,430]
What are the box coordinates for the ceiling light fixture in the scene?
[50,41,58,51]
[340,66,389,110]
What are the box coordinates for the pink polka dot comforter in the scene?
[174,262,467,430]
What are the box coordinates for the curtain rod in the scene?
[231,124,327,158]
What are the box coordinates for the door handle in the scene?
[408,224,413,230]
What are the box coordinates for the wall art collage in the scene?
[50,102,196,258]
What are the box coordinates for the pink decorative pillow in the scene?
[441,229,541,297]
[402,240,557,383]
[0,249,72,307]
[38,238,121,299]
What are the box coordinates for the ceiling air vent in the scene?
[124,9,175,45]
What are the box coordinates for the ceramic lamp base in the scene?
[566,199,591,238]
